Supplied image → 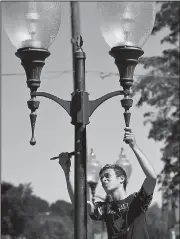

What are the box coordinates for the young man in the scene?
[58,128,157,239]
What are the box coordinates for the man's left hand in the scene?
[123,127,136,147]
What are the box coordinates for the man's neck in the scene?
[110,187,127,201]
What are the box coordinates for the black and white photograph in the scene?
[1,1,179,239]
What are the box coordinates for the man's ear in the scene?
[119,175,125,184]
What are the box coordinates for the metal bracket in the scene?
[31,90,125,126]
[70,91,89,125]
[89,90,124,117]
[31,91,71,116]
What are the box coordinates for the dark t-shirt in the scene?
[90,186,153,239]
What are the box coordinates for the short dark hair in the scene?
[99,164,127,190]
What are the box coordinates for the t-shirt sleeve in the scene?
[89,201,105,221]
[133,186,153,213]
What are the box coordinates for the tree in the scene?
[1,182,75,238]
[1,182,30,237]
[146,204,165,239]
[53,219,73,239]
[50,200,73,219]
[49,200,74,238]
[1,181,14,194]
[132,2,179,209]
[1,181,50,238]
[22,217,43,239]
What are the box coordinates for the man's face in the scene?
[100,168,123,193]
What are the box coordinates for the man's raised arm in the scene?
[124,128,157,195]
[58,152,74,205]
[58,152,95,214]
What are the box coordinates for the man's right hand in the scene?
[58,152,71,174]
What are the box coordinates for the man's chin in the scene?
[104,188,113,193]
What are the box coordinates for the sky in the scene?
[1,2,172,207]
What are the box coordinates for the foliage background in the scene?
[132,1,179,210]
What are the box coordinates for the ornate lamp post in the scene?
[115,147,132,182]
[2,2,156,239]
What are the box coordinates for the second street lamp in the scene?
[2,2,156,239]
[115,147,132,182]
[87,148,101,239]
[87,148,101,204]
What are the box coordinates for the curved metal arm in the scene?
[31,91,71,116]
[89,90,124,117]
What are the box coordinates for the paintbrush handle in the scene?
[50,151,75,160]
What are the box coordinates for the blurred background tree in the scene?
[132,1,179,210]
[1,181,34,238]
[146,203,168,238]
[1,181,74,239]
[50,200,73,219]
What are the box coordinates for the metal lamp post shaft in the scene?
[74,124,87,239]
[72,38,88,239]
[70,3,88,238]
[71,1,81,92]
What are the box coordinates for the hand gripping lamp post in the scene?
[2,2,156,239]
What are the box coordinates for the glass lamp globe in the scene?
[87,148,101,184]
[2,2,61,49]
[97,2,156,48]
[115,148,132,181]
